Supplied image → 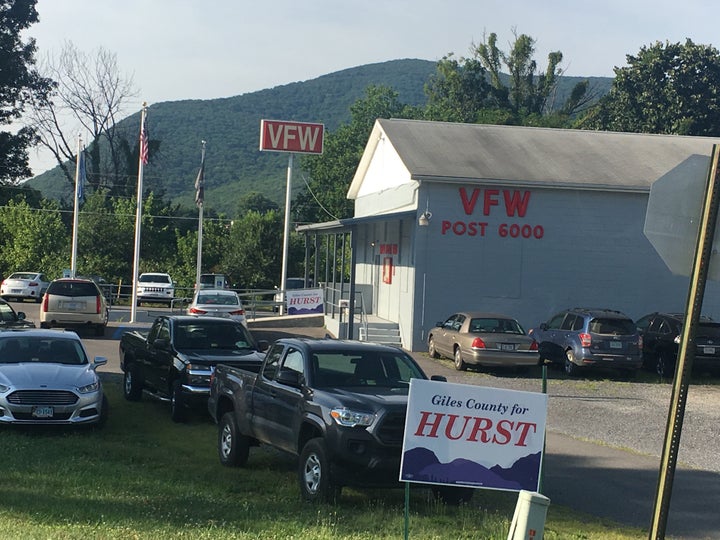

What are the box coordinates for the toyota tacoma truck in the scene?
[120,315,267,422]
[207,337,465,503]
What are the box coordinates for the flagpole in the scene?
[130,103,148,323]
[195,140,206,293]
[70,134,82,278]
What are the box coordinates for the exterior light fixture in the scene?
[418,200,432,227]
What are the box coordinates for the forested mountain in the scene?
[27,59,611,216]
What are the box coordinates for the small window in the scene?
[561,315,576,331]
[262,345,284,380]
[547,313,566,329]
[283,348,304,374]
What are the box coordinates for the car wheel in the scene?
[428,337,440,359]
[170,380,187,423]
[123,363,143,401]
[431,486,474,505]
[564,350,579,376]
[454,347,467,371]
[299,438,341,503]
[218,412,249,467]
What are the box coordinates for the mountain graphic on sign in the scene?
[401,447,540,491]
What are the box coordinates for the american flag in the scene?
[195,154,205,207]
[140,124,149,165]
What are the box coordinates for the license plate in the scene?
[500,343,516,351]
[32,406,54,418]
[704,347,715,355]
[63,301,80,310]
[11,289,21,293]
[609,341,622,349]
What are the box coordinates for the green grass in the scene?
[0,380,646,539]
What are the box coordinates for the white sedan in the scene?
[187,289,247,327]
[0,272,51,303]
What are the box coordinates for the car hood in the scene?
[0,363,98,390]
[178,349,265,365]
[313,386,410,413]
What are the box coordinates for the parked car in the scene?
[528,308,643,376]
[0,328,108,426]
[187,289,247,327]
[427,311,540,371]
[0,298,35,329]
[40,278,109,336]
[0,272,50,303]
[136,272,175,306]
[636,312,720,377]
[120,315,268,422]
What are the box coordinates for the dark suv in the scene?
[528,308,643,376]
[635,312,720,377]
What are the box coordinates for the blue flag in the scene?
[77,150,87,202]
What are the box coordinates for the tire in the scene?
[299,438,341,503]
[428,337,440,359]
[170,380,187,423]
[454,347,467,371]
[218,412,249,467]
[432,486,474,506]
[564,350,579,376]
[123,363,143,401]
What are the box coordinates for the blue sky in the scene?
[23,0,720,173]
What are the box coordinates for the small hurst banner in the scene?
[285,288,324,315]
[400,378,547,492]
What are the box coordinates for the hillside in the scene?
[27,59,611,216]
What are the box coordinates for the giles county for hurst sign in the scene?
[400,379,548,492]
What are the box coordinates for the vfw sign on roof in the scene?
[259,119,324,154]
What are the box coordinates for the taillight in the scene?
[229,309,245,316]
[189,307,207,315]
[96,295,101,314]
[579,333,592,347]
[42,293,49,312]
[530,340,538,351]
[470,337,486,349]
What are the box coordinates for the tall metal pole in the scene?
[130,103,148,323]
[279,153,294,315]
[70,134,82,277]
[195,140,206,293]
[649,144,720,539]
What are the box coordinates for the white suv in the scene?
[136,273,175,307]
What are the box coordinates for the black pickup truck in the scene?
[119,315,267,422]
[208,337,465,503]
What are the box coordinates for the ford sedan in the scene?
[428,311,539,371]
[0,329,108,426]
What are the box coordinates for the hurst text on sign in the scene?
[259,120,324,154]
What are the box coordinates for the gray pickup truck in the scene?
[119,315,267,422]
[207,337,470,503]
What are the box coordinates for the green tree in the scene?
[578,39,720,136]
[0,197,67,277]
[235,191,279,218]
[174,217,231,287]
[0,0,53,184]
[296,85,417,223]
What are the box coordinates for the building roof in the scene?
[348,119,720,197]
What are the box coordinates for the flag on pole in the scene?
[195,152,205,207]
[140,124,149,165]
[77,148,87,201]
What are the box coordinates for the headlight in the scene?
[330,408,375,427]
[0,383,9,393]
[78,381,100,393]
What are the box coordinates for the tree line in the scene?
[3,0,720,288]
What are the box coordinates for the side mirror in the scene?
[539,323,548,331]
[17,312,26,320]
[256,340,269,352]
[434,321,443,328]
[430,375,447,382]
[276,368,302,388]
[93,356,108,367]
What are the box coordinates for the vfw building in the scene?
[303,119,720,352]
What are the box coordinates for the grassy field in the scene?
[0,378,647,539]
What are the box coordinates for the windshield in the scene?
[589,318,636,335]
[196,292,239,306]
[139,274,170,284]
[312,350,424,388]
[9,273,37,280]
[469,317,525,334]
[0,337,87,365]
[174,320,255,350]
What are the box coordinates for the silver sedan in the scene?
[187,289,247,327]
[0,329,108,425]
[428,311,540,371]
